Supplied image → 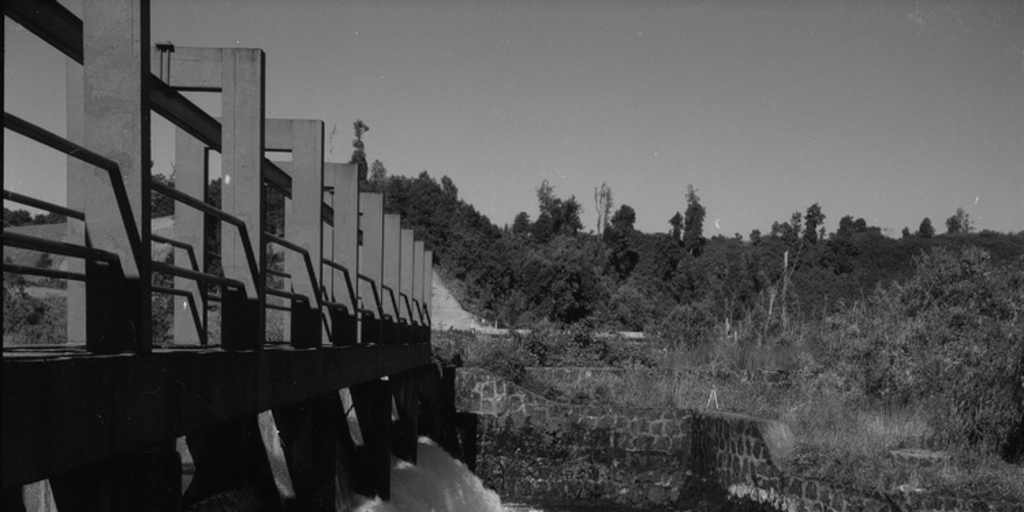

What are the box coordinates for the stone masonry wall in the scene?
[692,400,1024,511]
[455,367,693,508]
[457,368,1023,511]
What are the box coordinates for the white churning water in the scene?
[354,437,506,512]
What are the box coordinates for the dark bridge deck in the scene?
[4,0,443,508]
[3,344,431,489]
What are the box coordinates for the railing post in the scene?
[220,48,266,349]
[330,164,360,345]
[66,57,87,345]
[82,0,151,353]
[358,193,384,344]
[173,127,208,345]
[382,214,402,344]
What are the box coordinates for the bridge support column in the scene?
[350,379,392,500]
[183,416,282,510]
[3,486,26,512]
[274,393,337,512]
[50,439,180,512]
[334,391,370,504]
[391,370,420,464]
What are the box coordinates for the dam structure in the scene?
[2,1,454,509]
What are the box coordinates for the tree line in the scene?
[364,167,1022,334]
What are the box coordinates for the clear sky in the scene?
[4,0,1022,237]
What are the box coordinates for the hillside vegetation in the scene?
[363,171,1023,333]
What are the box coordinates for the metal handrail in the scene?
[150,235,207,343]
[265,233,322,308]
[266,288,310,303]
[2,262,85,282]
[151,235,201,274]
[151,260,244,290]
[357,273,385,318]
[150,285,207,345]
[3,231,120,264]
[4,112,144,271]
[151,181,260,289]
[3,189,84,221]
[399,292,415,325]
[412,298,424,325]
[266,268,291,279]
[322,258,358,317]
[381,285,404,324]
[322,300,350,314]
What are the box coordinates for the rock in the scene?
[647,484,667,504]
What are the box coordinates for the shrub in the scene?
[650,299,717,348]
[431,329,475,367]
[3,285,66,345]
[477,335,538,384]
[818,247,1024,457]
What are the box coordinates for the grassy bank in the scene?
[433,246,1024,502]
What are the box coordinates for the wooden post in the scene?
[382,214,402,344]
[358,194,384,345]
[173,128,208,345]
[220,48,266,349]
[82,0,151,353]
[330,164,359,345]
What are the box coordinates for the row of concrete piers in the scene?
[3,0,452,510]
